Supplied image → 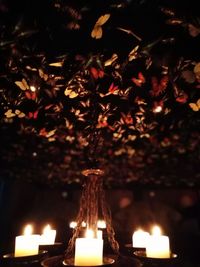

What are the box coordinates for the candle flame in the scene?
[24,224,33,235]
[43,224,51,234]
[152,225,161,236]
[136,229,144,233]
[85,229,94,238]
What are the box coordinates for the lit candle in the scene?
[74,229,103,266]
[14,224,40,257]
[132,229,150,248]
[146,225,170,258]
[40,224,56,245]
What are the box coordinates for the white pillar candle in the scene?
[97,230,103,239]
[132,229,150,248]
[14,225,40,257]
[146,226,170,258]
[40,224,56,245]
[74,229,103,266]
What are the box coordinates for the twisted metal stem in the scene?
[64,169,119,259]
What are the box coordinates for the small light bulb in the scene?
[69,221,77,229]
[30,85,36,92]
[97,220,106,229]
[153,105,162,113]
[81,221,86,227]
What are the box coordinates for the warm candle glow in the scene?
[152,225,161,235]
[85,229,94,238]
[97,220,106,229]
[40,224,56,245]
[15,224,40,257]
[82,221,87,227]
[30,85,36,92]
[69,221,77,229]
[146,225,170,258]
[69,221,87,229]
[24,224,33,235]
[75,229,103,266]
[132,229,150,248]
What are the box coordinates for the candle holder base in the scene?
[122,244,145,256]
[41,256,115,267]
[1,250,48,266]
[133,250,178,266]
[63,257,115,267]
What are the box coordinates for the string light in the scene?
[30,85,36,92]
[153,105,163,113]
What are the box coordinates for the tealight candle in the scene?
[14,224,40,257]
[40,224,56,245]
[146,225,170,258]
[132,229,150,248]
[74,229,103,266]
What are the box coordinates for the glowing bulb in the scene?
[152,225,161,236]
[69,221,86,228]
[30,85,36,92]
[81,221,86,227]
[153,106,162,113]
[24,224,33,235]
[69,221,77,229]
[97,220,106,229]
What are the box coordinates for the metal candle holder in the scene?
[41,256,115,267]
[133,250,178,267]
[1,250,48,267]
